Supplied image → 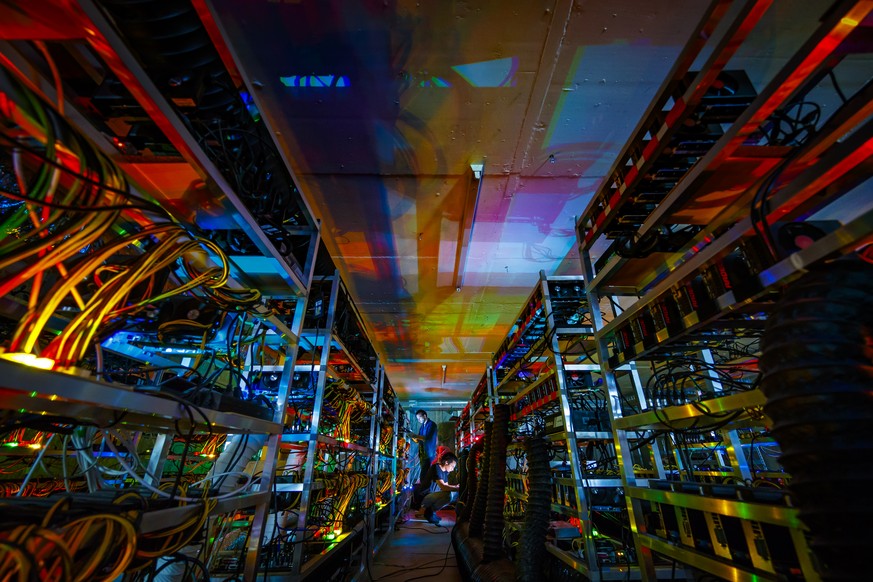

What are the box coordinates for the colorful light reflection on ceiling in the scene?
[210,0,847,399]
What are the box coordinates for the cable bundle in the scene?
[0,497,137,581]
[127,495,216,573]
[394,467,409,495]
[320,381,370,442]
[379,424,393,454]
[0,480,88,499]
[645,352,758,411]
[376,471,392,501]
[315,472,369,535]
[0,66,262,369]
[395,435,409,460]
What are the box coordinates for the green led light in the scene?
[3,442,18,447]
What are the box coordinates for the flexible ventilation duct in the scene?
[482,404,509,563]
[459,439,483,524]
[468,420,492,538]
[760,256,873,581]
[457,448,469,508]
[517,436,550,581]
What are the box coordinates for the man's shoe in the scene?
[423,508,441,526]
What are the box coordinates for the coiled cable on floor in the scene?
[483,404,509,563]
[468,421,492,539]
[760,256,873,581]
[517,436,550,581]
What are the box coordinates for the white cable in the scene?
[16,434,56,496]
[99,431,253,502]
[70,430,130,477]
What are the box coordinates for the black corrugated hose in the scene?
[98,0,238,114]
[468,420,493,539]
[482,404,509,563]
[459,440,483,524]
[457,448,469,511]
[517,436,550,581]
[760,255,873,581]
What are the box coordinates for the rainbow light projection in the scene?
[210,0,709,396]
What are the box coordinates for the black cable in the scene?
[827,70,848,104]
[0,183,153,212]
[0,133,166,214]
[398,537,454,582]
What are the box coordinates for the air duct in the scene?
[760,255,873,581]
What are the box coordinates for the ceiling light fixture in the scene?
[452,161,485,290]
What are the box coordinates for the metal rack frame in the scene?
[577,1,873,579]
[474,272,650,580]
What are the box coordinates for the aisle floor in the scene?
[363,508,462,582]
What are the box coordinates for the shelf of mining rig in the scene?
[0,7,328,578]
[488,272,676,581]
[577,2,873,580]
[457,370,495,450]
[0,2,404,579]
[0,0,320,298]
[247,271,396,581]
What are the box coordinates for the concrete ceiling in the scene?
[210,0,855,400]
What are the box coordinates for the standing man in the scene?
[409,409,438,471]
[419,452,459,525]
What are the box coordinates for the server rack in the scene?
[578,1,873,580]
[247,273,405,580]
[457,369,495,451]
[478,273,660,580]
[0,2,405,580]
[0,1,321,575]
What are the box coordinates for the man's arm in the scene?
[436,478,459,492]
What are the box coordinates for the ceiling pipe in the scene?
[452,162,485,291]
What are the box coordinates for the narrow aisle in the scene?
[364,508,462,582]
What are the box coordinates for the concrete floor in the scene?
[362,508,463,582]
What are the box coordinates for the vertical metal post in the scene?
[243,294,308,580]
[626,361,649,411]
[486,366,496,422]
[389,395,400,536]
[650,437,668,481]
[291,274,341,578]
[581,250,657,582]
[541,271,600,580]
[366,361,383,559]
[144,434,173,488]
[700,349,752,482]
[723,429,753,482]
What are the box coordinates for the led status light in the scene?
[1,352,55,370]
